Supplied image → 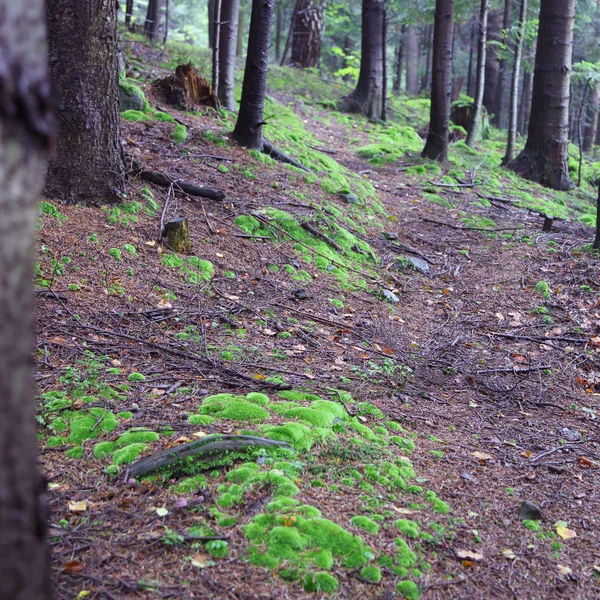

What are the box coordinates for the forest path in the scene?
[290,101,600,599]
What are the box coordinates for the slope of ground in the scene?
[37,37,600,600]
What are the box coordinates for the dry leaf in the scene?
[192,431,207,438]
[455,549,484,561]
[557,564,573,576]
[471,451,493,462]
[263,328,277,336]
[556,526,576,540]
[503,548,516,560]
[156,507,169,517]
[68,500,87,512]
[63,560,85,573]
[392,507,418,515]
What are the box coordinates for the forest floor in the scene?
[36,37,600,600]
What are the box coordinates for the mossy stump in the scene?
[163,217,192,253]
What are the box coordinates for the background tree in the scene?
[145,0,162,41]
[218,0,241,110]
[509,0,576,190]
[405,25,419,95]
[0,1,54,597]
[339,0,385,121]
[125,0,134,28]
[422,0,454,162]
[46,0,125,205]
[290,0,325,68]
[232,0,275,148]
[465,0,488,147]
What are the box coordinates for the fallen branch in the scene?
[263,138,310,172]
[127,434,290,478]
[301,222,343,252]
[487,331,589,344]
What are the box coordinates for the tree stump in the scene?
[153,63,216,110]
[542,215,554,233]
[163,217,191,252]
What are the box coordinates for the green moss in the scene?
[285,407,336,428]
[188,414,216,425]
[68,410,118,444]
[121,110,148,122]
[187,256,214,280]
[116,430,159,446]
[128,372,146,382]
[173,124,188,143]
[46,436,68,447]
[349,421,377,441]
[176,475,208,493]
[206,540,228,558]
[390,436,416,452]
[395,519,420,539]
[117,411,133,420]
[360,565,382,582]
[395,538,418,567]
[523,519,542,532]
[153,111,175,122]
[431,499,450,514]
[112,443,146,465]
[226,464,260,484]
[66,446,84,459]
[119,79,150,111]
[396,580,420,599]
[246,392,270,405]
[313,549,334,570]
[93,441,118,459]
[350,515,379,535]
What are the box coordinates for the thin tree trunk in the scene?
[509,0,576,191]
[493,0,511,128]
[594,184,600,248]
[405,25,419,95]
[208,0,215,48]
[46,0,125,205]
[236,3,245,56]
[466,18,475,97]
[518,51,534,135]
[422,0,455,162]
[381,1,387,121]
[144,0,161,41]
[218,0,241,110]
[466,0,488,147]
[275,4,283,61]
[163,0,169,44]
[212,0,222,105]
[290,0,324,68]
[422,23,433,91]
[577,79,591,187]
[483,9,501,118]
[339,0,385,120]
[0,2,53,598]
[126,0,134,28]
[393,24,405,93]
[280,0,299,65]
[503,0,527,164]
[232,0,275,149]
[583,82,600,151]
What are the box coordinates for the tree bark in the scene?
[421,23,433,92]
[466,18,475,97]
[509,0,576,190]
[405,25,419,95]
[594,183,600,249]
[339,0,385,121]
[493,0,512,128]
[0,2,54,598]
[236,3,246,56]
[483,9,502,119]
[218,0,241,110]
[466,0,488,147]
[275,4,283,61]
[208,0,215,48]
[46,0,125,206]
[290,0,324,68]
[212,0,222,104]
[517,48,534,135]
[503,0,528,164]
[163,0,169,44]
[232,0,275,149]
[422,0,454,162]
[583,82,600,152]
[144,0,161,41]
[393,24,405,93]
[125,0,134,28]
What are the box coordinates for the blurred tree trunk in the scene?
[0,2,54,598]
[290,0,324,68]
[218,0,241,110]
[339,0,385,120]
[422,0,454,162]
[493,0,511,128]
[275,4,283,61]
[466,0,488,147]
[46,0,125,205]
[125,0,134,28]
[208,0,215,48]
[393,24,405,93]
[466,18,475,97]
[405,25,419,95]
[509,0,576,190]
[232,0,275,148]
[517,47,534,135]
[236,3,246,56]
[583,82,600,151]
[421,23,433,92]
[144,0,161,41]
[483,9,501,119]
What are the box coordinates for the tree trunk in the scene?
[144,0,161,41]
[232,0,275,149]
[46,0,125,205]
[583,82,600,152]
[0,2,53,598]
[381,2,387,121]
[339,0,385,120]
[163,0,169,44]
[483,9,501,119]
[421,23,433,92]
[405,25,419,95]
[125,0,134,28]
[393,24,405,93]
[218,0,241,110]
[503,0,527,164]
[236,3,245,56]
[518,52,534,135]
[594,183,600,249]
[275,4,283,61]
[466,18,476,97]
[422,0,454,162]
[290,0,324,68]
[466,0,488,147]
[493,0,511,128]
[212,0,223,104]
[509,0,576,190]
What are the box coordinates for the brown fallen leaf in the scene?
[62,560,85,573]
[556,526,577,540]
[455,549,484,561]
[68,500,87,512]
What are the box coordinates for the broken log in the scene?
[163,217,192,252]
[542,215,553,233]
[140,169,226,201]
[127,434,291,478]
[153,63,216,110]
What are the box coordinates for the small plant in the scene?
[161,527,184,547]
[534,281,551,299]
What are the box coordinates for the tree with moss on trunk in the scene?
[0,1,54,598]
[339,0,385,121]
[46,0,125,206]
[422,0,454,162]
[508,0,576,190]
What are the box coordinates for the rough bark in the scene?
[0,2,54,598]
[339,0,385,121]
[208,0,215,48]
[483,9,502,118]
[422,0,454,162]
[405,25,419,95]
[509,0,576,190]
[144,0,161,41]
[218,0,241,110]
[466,0,488,147]
[583,82,600,152]
[493,0,512,128]
[46,0,125,206]
[212,0,222,103]
[125,0,134,28]
[503,0,528,164]
[232,0,275,149]
[594,184,600,249]
[290,0,324,68]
